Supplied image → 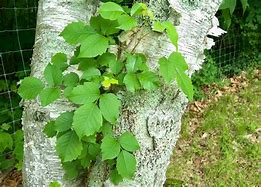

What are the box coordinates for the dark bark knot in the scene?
[149,0,171,21]
[181,0,202,10]
[33,110,48,122]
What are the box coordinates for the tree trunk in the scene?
[22,0,222,187]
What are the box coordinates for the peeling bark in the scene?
[22,0,222,187]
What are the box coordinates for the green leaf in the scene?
[72,103,103,138]
[168,52,188,71]
[174,68,194,101]
[0,158,16,170]
[109,169,123,185]
[78,34,109,58]
[119,132,139,152]
[90,15,120,35]
[99,93,121,124]
[219,0,237,15]
[102,76,119,89]
[82,135,96,144]
[80,155,91,168]
[78,58,97,71]
[140,7,154,19]
[126,54,138,73]
[117,15,137,31]
[240,0,248,13]
[12,130,24,163]
[56,130,83,162]
[101,0,123,2]
[123,73,141,92]
[60,22,96,45]
[67,82,100,105]
[125,53,148,73]
[0,132,13,152]
[13,141,23,161]
[159,57,176,83]
[43,121,57,138]
[138,71,159,90]
[80,157,91,168]
[108,36,116,44]
[109,60,124,74]
[99,2,125,20]
[130,3,147,16]
[64,87,73,98]
[78,144,88,159]
[97,52,117,66]
[81,68,101,81]
[163,21,178,49]
[39,87,61,106]
[44,64,63,87]
[116,150,136,179]
[62,161,80,180]
[70,56,79,65]
[18,77,44,99]
[221,9,232,29]
[101,122,113,136]
[13,130,23,144]
[55,112,74,132]
[88,143,100,159]
[168,52,193,101]
[152,21,165,32]
[51,53,68,71]
[159,52,193,100]
[63,73,79,87]
[70,47,81,65]
[101,135,120,160]
[15,160,23,171]
[49,181,61,187]
[1,123,11,131]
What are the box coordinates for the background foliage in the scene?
[0,0,38,170]
[192,0,261,99]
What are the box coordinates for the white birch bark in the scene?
[22,0,222,187]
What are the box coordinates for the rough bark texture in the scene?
[22,0,222,187]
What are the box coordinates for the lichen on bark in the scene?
[181,0,202,10]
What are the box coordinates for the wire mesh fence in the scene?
[207,26,259,78]
[0,0,38,164]
[0,0,260,168]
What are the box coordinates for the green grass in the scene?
[166,72,261,187]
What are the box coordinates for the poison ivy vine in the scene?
[18,1,193,185]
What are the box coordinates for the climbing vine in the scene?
[18,1,193,185]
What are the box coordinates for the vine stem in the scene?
[131,30,151,53]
